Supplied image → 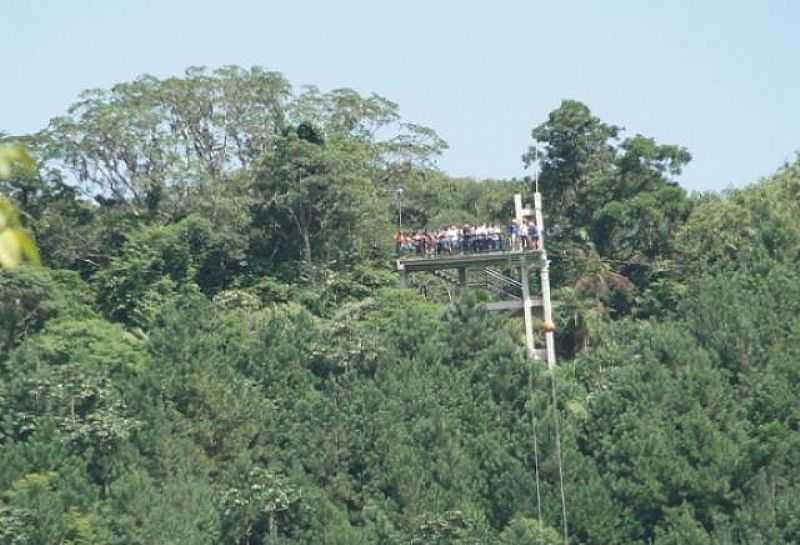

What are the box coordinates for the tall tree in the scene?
[523,100,620,230]
[36,67,292,215]
[35,67,446,219]
[594,135,691,261]
[252,127,385,267]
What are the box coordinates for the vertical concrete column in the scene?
[540,255,556,369]
[534,191,556,368]
[520,262,537,361]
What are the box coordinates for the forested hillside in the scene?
[1,66,799,545]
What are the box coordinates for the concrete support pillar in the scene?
[534,192,556,368]
[520,261,537,361]
[540,254,556,369]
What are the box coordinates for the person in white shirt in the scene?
[447,226,459,254]
[479,224,490,252]
[488,224,499,251]
[520,220,530,249]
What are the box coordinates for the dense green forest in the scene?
[1,66,799,544]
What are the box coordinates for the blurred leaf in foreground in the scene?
[0,143,36,179]
[0,144,41,268]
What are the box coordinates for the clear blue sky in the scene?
[2,0,798,191]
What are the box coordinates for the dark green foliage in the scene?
[0,267,95,357]
[677,159,800,276]
[524,99,621,231]
[499,516,561,545]
[251,131,386,267]
[3,71,800,545]
[92,214,244,326]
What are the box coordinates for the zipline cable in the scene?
[527,360,544,544]
[549,368,569,545]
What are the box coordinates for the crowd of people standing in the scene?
[394,219,540,257]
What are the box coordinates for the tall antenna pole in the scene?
[395,188,403,228]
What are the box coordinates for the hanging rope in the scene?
[527,360,544,543]
[549,369,569,545]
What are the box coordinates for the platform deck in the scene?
[397,250,544,273]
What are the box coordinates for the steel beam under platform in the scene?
[483,298,542,312]
[396,250,544,273]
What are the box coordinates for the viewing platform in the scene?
[396,249,544,273]
[395,192,556,367]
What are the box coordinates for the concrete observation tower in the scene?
[396,193,556,367]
